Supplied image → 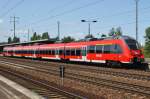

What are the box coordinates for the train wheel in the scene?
[106,60,111,67]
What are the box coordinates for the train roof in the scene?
[1,35,136,48]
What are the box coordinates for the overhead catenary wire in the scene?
[0,0,24,18]
[29,2,150,30]
[30,0,77,18]
[29,0,105,26]
[30,5,150,33]
[47,0,77,14]
[17,0,150,41]
[0,0,11,12]
[92,5,150,20]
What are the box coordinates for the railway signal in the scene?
[59,65,65,78]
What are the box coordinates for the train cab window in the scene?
[76,49,81,56]
[104,45,111,54]
[71,49,75,56]
[88,46,95,53]
[96,45,103,53]
[125,39,140,50]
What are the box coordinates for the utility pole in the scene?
[57,21,60,40]
[10,16,19,38]
[135,0,139,41]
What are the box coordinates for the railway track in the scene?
[0,59,150,98]
[1,56,150,81]
[0,67,85,99]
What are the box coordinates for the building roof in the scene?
[0,38,57,47]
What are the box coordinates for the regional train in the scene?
[3,36,145,66]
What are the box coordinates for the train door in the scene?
[55,49,59,59]
[82,46,87,61]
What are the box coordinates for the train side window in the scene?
[32,50,34,54]
[88,46,95,53]
[59,50,63,55]
[115,45,122,54]
[110,45,116,53]
[48,50,51,55]
[25,50,27,54]
[42,50,44,54]
[40,50,42,54]
[76,49,81,56]
[31,50,33,54]
[71,49,75,56]
[41,50,43,54]
[96,45,103,53]
[48,50,52,55]
[44,50,47,54]
[47,50,49,54]
[66,50,70,55]
[52,50,55,55]
[35,50,37,54]
[104,45,111,54]
[27,50,29,54]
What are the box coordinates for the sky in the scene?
[0,0,150,45]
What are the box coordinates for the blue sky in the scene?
[0,0,150,45]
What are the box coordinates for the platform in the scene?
[0,75,44,99]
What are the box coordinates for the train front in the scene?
[124,37,145,64]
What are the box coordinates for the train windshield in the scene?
[125,39,140,50]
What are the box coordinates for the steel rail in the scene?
[0,57,150,82]
[0,67,86,99]
[0,60,150,97]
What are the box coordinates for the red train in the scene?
[3,36,145,66]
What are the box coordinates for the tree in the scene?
[84,34,94,39]
[37,35,41,40]
[101,34,107,38]
[144,27,150,57]
[31,32,41,41]
[31,32,37,41]
[61,36,75,43]
[109,28,115,36]
[108,27,123,37]
[8,37,12,43]
[116,27,122,36]
[13,36,20,43]
[42,32,50,39]
[145,27,150,42]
